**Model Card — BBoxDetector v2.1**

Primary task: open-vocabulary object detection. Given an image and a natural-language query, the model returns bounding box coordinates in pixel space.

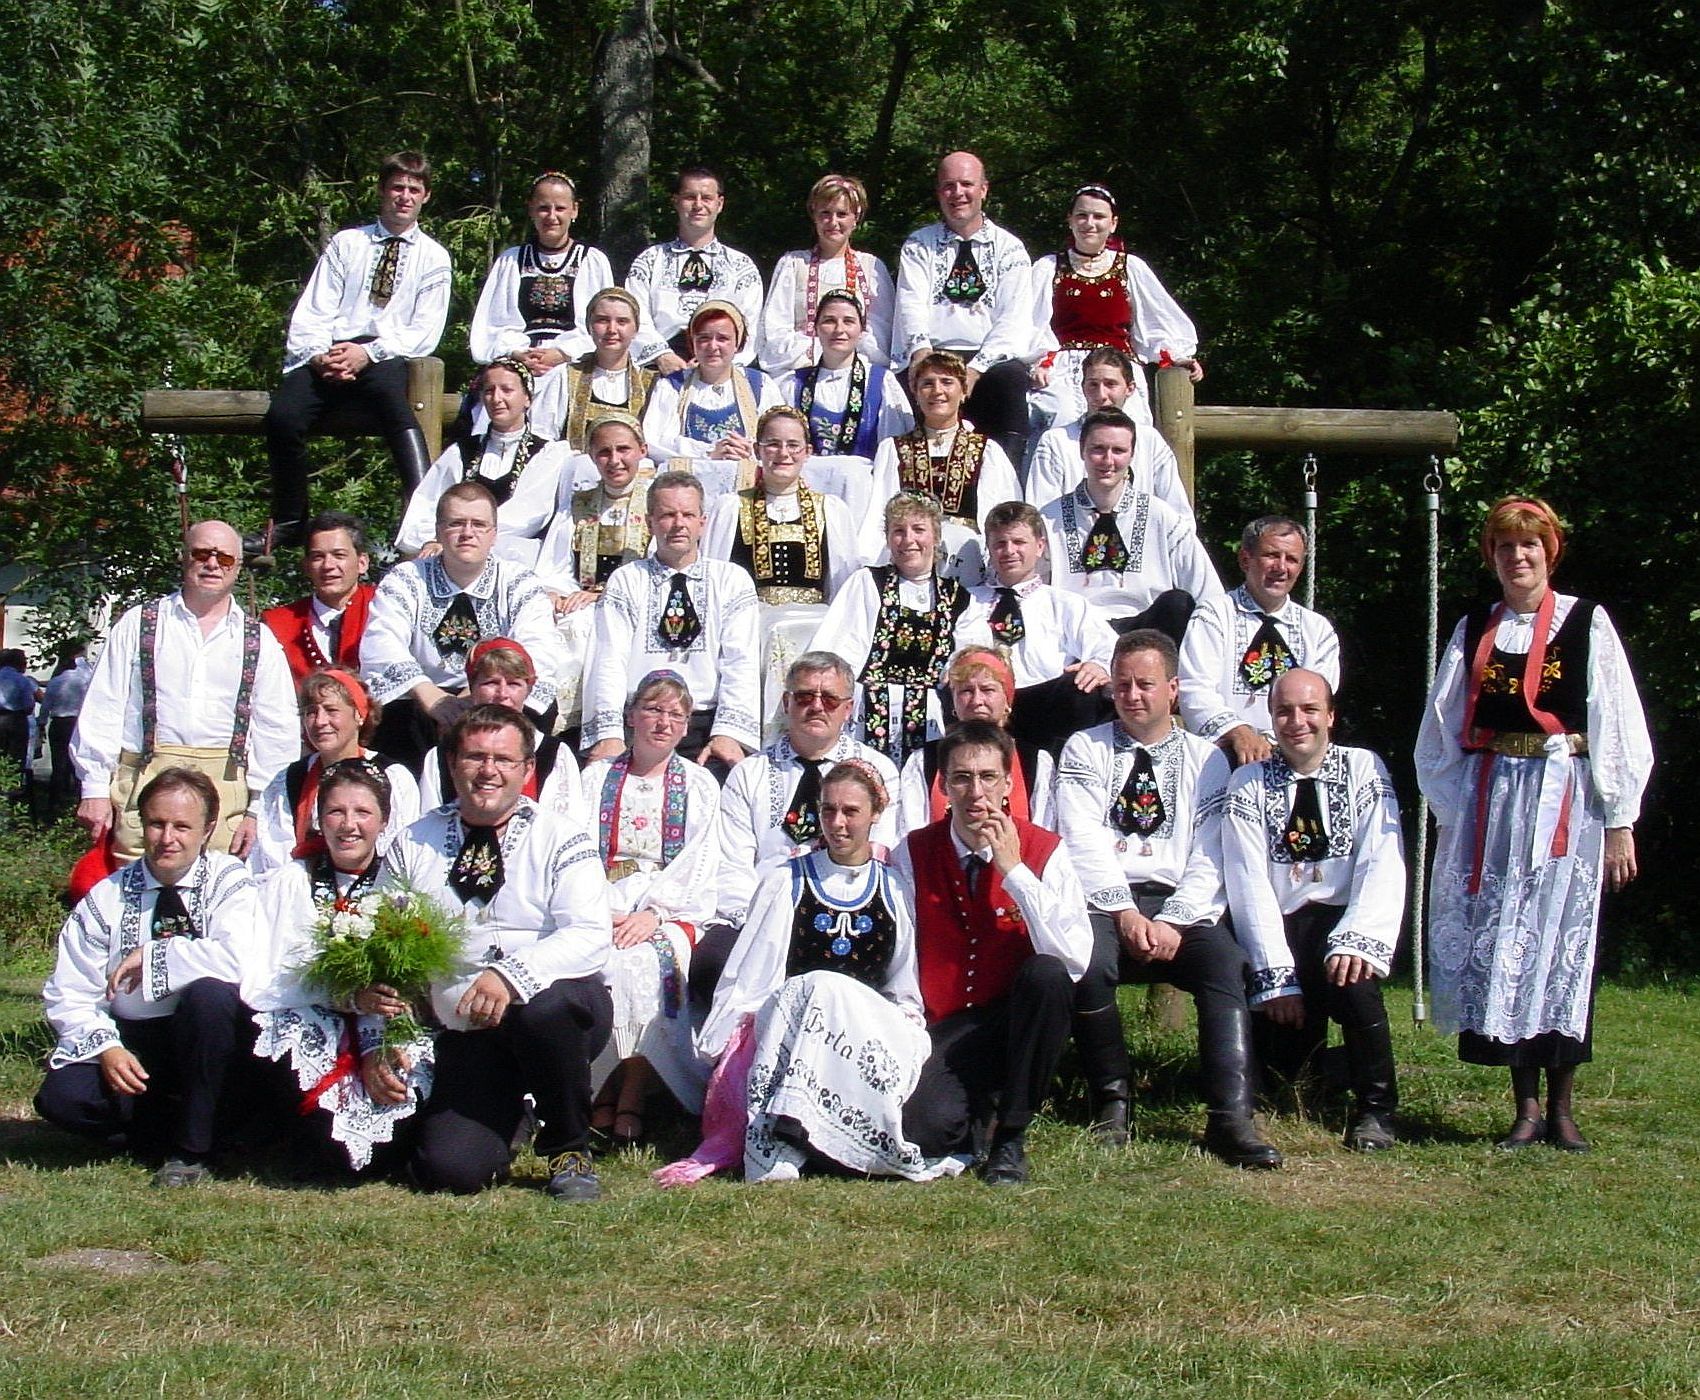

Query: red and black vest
[908,817,1061,1023]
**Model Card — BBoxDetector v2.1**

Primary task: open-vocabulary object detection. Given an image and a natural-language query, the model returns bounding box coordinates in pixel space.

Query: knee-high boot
[391,425,433,498]
[1070,1001,1130,1146]
[1197,1006,1281,1169]
[1341,1017,1398,1151]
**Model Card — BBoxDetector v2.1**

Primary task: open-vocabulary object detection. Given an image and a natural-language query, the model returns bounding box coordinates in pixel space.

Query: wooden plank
[1192,405,1458,454]
[141,357,458,440]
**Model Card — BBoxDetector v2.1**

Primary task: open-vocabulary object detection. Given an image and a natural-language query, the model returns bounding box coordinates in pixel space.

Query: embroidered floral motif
[893,430,985,521]
[797,356,867,456]
[859,568,962,762]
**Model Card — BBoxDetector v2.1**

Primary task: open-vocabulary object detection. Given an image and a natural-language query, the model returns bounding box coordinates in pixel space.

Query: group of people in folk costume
[34,148,1652,1198]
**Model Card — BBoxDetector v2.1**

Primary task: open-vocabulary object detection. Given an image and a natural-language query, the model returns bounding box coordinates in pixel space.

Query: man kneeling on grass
[379,705,614,1199]
[37,768,261,1188]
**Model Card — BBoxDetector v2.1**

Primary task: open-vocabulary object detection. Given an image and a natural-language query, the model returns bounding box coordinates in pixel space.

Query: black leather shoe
[1496,1114,1546,1150]
[1546,1115,1590,1153]
[980,1134,1029,1186]
[544,1150,601,1201]
[151,1156,211,1189]
[1203,1113,1282,1169]
[1345,1110,1397,1152]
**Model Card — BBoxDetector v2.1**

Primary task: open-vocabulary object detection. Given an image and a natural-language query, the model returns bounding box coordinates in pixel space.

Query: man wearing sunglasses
[689,650,900,1009]
[71,520,297,861]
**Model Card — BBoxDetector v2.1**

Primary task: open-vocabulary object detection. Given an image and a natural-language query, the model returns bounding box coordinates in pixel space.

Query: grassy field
[1,942,1697,1398]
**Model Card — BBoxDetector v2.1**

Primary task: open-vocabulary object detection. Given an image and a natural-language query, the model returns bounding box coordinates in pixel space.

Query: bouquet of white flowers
[297,884,464,1050]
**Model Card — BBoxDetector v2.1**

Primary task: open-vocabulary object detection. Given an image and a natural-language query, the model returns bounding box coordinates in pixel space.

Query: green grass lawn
[1,953,1697,1397]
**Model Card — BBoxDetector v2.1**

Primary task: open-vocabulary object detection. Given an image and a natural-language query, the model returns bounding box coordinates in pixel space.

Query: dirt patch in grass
[35,1248,178,1277]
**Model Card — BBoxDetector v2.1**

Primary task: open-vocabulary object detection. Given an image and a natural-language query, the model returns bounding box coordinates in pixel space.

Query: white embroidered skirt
[744,970,962,1182]
[251,1004,435,1170]
[1427,752,1606,1045]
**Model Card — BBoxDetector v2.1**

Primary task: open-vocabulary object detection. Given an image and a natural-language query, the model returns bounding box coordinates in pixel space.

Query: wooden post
[1155,366,1197,504]
[408,357,446,460]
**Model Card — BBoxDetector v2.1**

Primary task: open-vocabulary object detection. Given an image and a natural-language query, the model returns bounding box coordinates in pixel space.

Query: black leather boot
[1072,1001,1132,1147]
[1198,1006,1282,1169]
[1089,1079,1130,1148]
[1342,1017,1398,1151]
[391,425,433,497]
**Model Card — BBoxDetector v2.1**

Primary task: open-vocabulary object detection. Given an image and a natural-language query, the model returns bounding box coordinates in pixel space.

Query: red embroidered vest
[263,584,375,684]
[908,817,1060,1023]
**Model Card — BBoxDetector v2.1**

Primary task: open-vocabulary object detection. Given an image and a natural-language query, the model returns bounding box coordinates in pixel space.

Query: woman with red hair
[249,668,419,876]
[1417,496,1652,1152]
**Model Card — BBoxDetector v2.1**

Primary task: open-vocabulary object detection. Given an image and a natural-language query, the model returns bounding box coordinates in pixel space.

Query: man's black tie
[1110,747,1165,838]
[942,239,987,304]
[432,592,480,660]
[1239,613,1296,689]
[989,587,1026,647]
[657,571,702,649]
[369,236,403,305]
[450,824,506,902]
[783,758,827,843]
[151,884,197,940]
[678,250,712,293]
[1081,511,1129,573]
[1283,777,1330,862]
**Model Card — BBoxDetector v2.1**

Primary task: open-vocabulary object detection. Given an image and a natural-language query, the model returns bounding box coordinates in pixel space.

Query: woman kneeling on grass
[697,761,962,1182]
[243,760,431,1173]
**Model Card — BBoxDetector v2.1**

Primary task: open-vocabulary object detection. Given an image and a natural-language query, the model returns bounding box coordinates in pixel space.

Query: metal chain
[1409,455,1444,1026]
[1301,454,1319,610]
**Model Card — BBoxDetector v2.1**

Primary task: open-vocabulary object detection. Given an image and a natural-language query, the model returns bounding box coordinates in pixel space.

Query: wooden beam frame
[142,358,454,459]
[140,361,1461,503]
[1153,368,1459,501]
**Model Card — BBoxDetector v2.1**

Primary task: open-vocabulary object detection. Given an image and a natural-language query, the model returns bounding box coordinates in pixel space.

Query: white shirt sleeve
[1586,606,1654,828]
[1125,253,1198,364]
[469,247,530,363]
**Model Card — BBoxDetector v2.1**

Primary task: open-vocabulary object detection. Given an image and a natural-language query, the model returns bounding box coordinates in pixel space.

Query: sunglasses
[188,546,239,569]
[788,689,850,710]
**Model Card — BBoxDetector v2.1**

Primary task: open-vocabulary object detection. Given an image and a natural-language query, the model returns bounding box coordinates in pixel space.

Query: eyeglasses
[188,546,239,569]
[758,440,807,458]
[788,689,850,710]
[442,518,495,535]
[454,751,530,772]
[636,704,689,725]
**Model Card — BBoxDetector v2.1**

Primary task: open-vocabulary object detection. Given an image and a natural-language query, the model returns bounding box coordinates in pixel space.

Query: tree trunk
[592,0,656,276]
[863,1,921,220]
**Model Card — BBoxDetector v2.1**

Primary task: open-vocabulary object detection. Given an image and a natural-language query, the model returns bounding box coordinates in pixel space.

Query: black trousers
[35,979,255,1159]
[1254,903,1391,1083]
[407,976,613,1194]
[901,954,1075,1156]
[678,706,737,784]
[369,692,441,777]
[1109,589,1198,648]
[263,356,418,523]
[1073,897,1250,1090]
[1007,676,1113,759]
[0,711,28,792]
[48,714,77,809]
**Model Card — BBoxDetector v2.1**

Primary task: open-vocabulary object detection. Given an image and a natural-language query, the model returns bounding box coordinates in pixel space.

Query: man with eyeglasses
[690,650,900,1008]
[582,471,760,778]
[891,721,1093,1186]
[71,520,297,861]
[384,704,613,1200]
[361,481,567,772]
